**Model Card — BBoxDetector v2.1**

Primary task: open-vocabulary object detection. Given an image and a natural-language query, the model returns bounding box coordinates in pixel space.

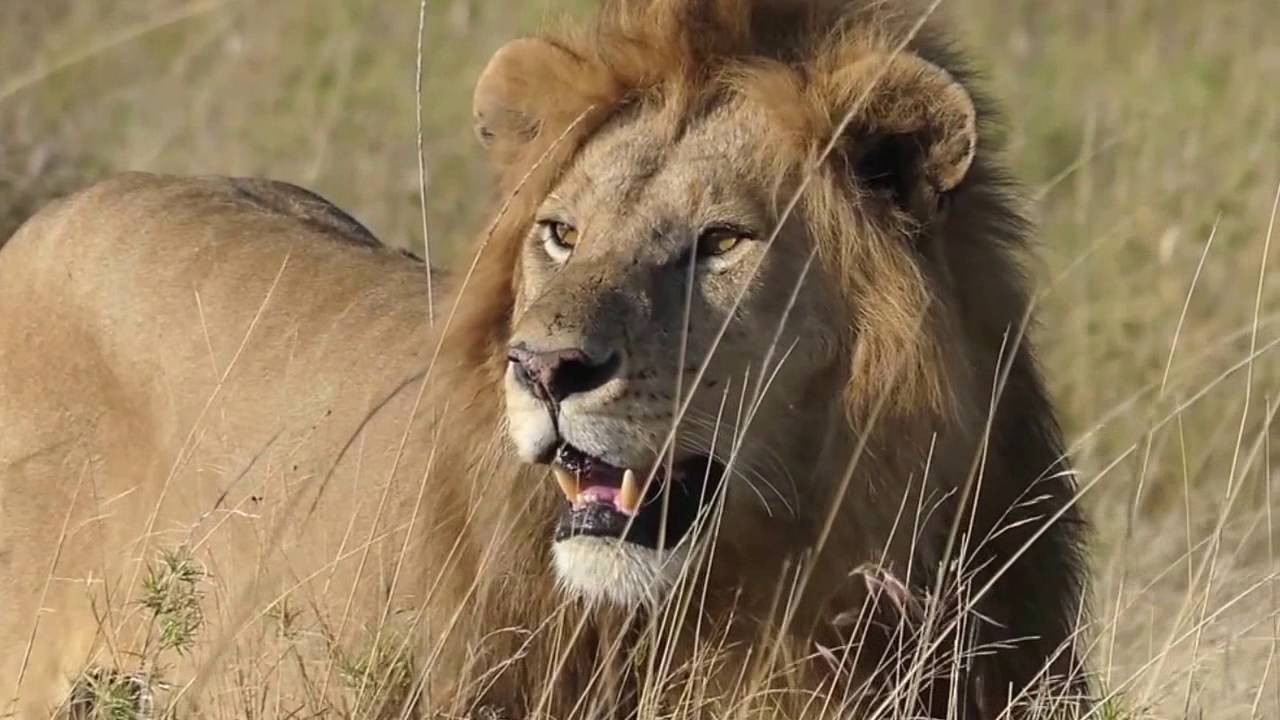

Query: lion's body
[1,2,1087,718]
[0,174,450,716]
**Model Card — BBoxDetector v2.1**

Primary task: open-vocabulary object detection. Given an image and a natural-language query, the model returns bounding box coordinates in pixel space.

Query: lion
[0,1,1088,718]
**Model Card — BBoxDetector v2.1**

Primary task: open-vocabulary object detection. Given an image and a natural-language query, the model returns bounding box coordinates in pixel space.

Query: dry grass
[2,0,1278,718]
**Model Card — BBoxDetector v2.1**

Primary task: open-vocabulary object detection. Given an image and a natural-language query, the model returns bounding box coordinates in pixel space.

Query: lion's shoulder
[0,172,442,325]
[2,171,427,278]
[215,176,382,250]
[72,172,384,249]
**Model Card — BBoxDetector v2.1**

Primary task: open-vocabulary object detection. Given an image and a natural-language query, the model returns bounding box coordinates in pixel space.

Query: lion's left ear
[831,52,977,215]
[473,38,588,173]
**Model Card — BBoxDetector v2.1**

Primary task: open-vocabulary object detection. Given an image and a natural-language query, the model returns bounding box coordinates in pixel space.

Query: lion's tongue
[579,485,622,510]
[569,468,643,516]
[551,446,646,515]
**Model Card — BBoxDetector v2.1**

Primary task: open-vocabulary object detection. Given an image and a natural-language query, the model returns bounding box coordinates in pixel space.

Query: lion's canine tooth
[553,466,579,502]
[619,468,641,515]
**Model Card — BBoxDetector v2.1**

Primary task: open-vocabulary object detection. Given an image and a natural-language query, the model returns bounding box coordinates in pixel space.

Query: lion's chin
[552,536,689,607]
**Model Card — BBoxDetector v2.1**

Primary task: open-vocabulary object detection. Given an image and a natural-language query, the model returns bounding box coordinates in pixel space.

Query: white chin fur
[552,536,688,607]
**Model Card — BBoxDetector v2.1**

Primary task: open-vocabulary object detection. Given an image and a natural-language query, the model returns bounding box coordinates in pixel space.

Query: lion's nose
[507,343,622,403]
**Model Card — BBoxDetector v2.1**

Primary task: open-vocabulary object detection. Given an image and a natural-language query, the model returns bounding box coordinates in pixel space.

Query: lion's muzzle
[503,330,725,605]
[545,444,724,606]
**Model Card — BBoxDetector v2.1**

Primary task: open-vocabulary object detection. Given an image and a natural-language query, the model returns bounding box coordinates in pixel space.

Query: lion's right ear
[819,51,979,219]
[473,38,586,171]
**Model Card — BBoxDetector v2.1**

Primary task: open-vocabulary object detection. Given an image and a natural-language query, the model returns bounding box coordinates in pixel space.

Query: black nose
[508,344,622,403]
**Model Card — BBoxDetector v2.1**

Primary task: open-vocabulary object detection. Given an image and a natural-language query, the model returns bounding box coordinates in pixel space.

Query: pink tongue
[578,485,622,511]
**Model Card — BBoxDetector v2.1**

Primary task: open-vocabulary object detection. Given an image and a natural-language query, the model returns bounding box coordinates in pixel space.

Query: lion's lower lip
[555,502,636,542]
[550,445,722,549]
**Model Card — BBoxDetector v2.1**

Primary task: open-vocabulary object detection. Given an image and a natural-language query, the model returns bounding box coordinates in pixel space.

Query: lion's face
[502,100,844,605]
[474,25,983,606]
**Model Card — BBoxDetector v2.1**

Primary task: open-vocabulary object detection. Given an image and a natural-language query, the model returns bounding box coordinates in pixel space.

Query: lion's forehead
[560,101,776,226]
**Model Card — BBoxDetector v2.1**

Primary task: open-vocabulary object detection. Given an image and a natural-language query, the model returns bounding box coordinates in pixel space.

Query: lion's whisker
[672,430,798,518]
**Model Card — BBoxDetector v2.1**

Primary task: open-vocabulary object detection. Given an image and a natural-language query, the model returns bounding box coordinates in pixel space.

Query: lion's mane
[423,0,1088,716]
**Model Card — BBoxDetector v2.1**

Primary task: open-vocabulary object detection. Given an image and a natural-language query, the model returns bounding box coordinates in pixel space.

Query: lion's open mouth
[550,445,722,550]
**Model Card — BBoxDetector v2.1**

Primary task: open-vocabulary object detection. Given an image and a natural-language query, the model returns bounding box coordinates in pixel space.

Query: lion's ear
[473,38,585,170]
[836,53,977,215]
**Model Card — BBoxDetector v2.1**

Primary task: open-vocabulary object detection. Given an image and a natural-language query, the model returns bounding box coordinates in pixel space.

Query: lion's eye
[539,220,578,262]
[548,222,578,249]
[696,227,749,259]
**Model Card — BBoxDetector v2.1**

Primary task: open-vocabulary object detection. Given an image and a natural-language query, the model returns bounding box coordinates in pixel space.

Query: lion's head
[475,4,983,596]
[434,0,1087,709]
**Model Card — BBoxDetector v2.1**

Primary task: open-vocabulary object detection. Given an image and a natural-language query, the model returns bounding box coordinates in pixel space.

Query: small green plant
[61,547,203,720]
[140,547,206,656]
[335,639,417,719]
[66,670,155,720]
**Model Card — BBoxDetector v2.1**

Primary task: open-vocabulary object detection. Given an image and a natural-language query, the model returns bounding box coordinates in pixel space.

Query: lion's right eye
[539,220,578,262]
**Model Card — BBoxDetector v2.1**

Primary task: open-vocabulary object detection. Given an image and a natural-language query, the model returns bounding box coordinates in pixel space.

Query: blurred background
[2,1,1278,716]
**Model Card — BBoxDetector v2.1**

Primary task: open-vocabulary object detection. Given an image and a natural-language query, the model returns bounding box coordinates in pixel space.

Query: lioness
[0,1,1087,718]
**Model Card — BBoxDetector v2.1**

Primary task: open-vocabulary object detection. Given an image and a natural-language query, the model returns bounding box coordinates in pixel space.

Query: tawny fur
[0,1,1087,719]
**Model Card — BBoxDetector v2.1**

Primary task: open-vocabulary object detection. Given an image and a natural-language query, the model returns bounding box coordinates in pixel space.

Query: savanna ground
[2,1,1278,718]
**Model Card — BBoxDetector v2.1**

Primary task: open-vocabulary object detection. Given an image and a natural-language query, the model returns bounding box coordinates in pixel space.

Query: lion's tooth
[619,468,641,515]
[553,466,579,502]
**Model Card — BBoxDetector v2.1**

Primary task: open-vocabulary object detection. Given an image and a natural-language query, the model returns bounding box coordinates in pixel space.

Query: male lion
[0,1,1088,718]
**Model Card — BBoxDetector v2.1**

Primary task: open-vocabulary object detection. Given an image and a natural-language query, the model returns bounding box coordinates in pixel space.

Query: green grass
[140,547,206,656]
[2,0,1278,717]
[66,670,156,720]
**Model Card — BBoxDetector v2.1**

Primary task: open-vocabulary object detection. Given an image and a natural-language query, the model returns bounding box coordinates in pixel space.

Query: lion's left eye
[539,220,578,262]
[696,227,750,259]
